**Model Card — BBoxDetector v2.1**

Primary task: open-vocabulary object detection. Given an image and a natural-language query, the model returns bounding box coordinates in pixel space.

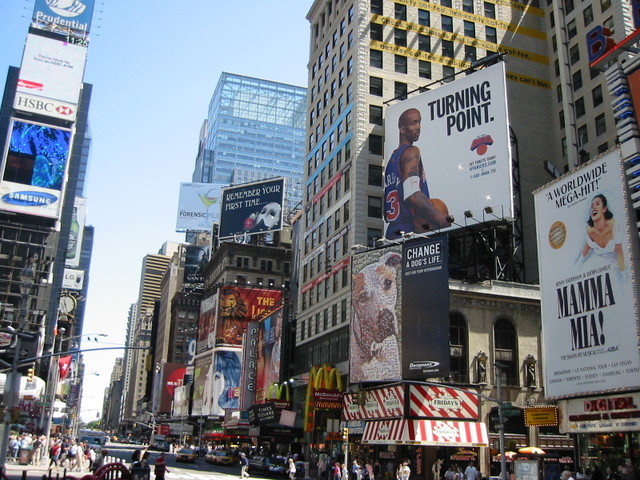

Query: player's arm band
[403,176,421,200]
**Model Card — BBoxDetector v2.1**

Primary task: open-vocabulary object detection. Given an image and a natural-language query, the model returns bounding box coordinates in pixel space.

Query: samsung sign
[32,0,95,33]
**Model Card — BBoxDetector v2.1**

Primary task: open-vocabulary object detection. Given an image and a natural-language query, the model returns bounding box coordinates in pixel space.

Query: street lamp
[495,363,508,480]
[0,263,35,470]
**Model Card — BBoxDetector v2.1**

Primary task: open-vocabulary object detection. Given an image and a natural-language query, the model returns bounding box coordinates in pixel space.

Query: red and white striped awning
[362,419,488,447]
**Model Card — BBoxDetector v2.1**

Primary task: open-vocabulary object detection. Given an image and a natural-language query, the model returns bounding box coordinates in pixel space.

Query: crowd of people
[6,433,108,473]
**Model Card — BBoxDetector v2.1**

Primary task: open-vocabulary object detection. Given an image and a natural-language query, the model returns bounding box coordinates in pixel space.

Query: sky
[0,0,312,423]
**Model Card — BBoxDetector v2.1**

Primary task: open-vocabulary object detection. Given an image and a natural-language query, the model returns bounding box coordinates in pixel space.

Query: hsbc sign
[14,92,77,121]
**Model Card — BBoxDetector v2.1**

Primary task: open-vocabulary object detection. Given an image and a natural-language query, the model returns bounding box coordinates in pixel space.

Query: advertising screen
[196,292,218,355]
[17,33,87,106]
[32,0,95,34]
[198,350,242,417]
[0,118,72,219]
[192,353,213,417]
[383,62,512,239]
[176,182,222,232]
[183,245,209,285]
[216,286,283,347]
[219,178,285,239]
[350,236,450,383]
[254,307,284,404]
[158,363,187,413]
[65,197,87,268]
[534,149,640,397]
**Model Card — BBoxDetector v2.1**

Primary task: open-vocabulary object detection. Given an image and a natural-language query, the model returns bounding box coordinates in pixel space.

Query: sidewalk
[4,460,94,480]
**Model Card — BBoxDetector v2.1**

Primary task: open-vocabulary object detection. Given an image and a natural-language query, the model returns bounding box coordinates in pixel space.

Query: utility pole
[495,364,508,480]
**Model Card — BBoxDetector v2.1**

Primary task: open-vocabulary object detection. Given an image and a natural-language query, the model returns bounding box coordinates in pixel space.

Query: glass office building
[193,73,307,218]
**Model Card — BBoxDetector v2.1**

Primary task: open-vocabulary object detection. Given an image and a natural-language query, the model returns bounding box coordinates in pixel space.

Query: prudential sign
[32,0,95,34]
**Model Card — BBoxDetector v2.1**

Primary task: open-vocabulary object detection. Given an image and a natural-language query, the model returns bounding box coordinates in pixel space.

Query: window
[369,134,383,155]
[577,124,588,146]
[370,76,383,96]
[367,228,382,247]
[449,313,469,383]
[368,164,383,186]
[486,26,497,43]
[552,34,557,52]
[419,60,432,79]
[597,142,608,153]
[346,84,353,103]
[567,19,577,39]
[442,15,453,32]
[465,46,476,62]
[569,44,580,64]
[464,21,475,38]
[347,57,353,76]
[462,0,474,13]
[561,137,567,157]
[575,97,585,118]
[595,114,606,135]
[443,66,455,81]
[395,28,407,47]
[554,59,560,77]
[370,49,383,68]
[395,54,407,73]
[369,105,383,125]
[572,70,583,91]
[395,3,407,20]
[549,11,555,28]
[418,9,430,26]
[559,110,565,129]
[395,81,408,100]
[601,0,611,12]
[441,0,452,7]
[583,5,594,26]
[442,40,454,58]
[603,16,614,32]
[565,0,574,14]
[418,34,431,52]
[592,85,603,107]
[371,22,383,41]
[484,2,495,19]
[494,317,518,386]
[556,85,563,102]
[338,69,345,87]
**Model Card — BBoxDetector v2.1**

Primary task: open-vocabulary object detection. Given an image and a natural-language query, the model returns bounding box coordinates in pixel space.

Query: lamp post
[495,363,508,480]
[0,263,35,470]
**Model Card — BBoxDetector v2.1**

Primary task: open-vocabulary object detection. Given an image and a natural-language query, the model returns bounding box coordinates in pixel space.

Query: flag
[58,355,72,380]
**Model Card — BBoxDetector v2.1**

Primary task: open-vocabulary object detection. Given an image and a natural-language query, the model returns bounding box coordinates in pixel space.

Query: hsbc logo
[15,94,75,119]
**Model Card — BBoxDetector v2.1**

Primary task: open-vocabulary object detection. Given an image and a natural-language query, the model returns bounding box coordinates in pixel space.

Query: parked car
[248,455,271,475]
[206,450,237,466]
[267,457,289,477]
[176,448,197,463]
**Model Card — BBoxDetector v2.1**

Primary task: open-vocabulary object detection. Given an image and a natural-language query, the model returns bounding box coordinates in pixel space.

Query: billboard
[0,118,72,219]
[216,286,283,347]
[17,33,87,107]
[176,182,222,232]
[383,62,512,239]
[183,245,209,285]
[14,92,78,122]
[194,350,242,417]
[65,197,87,268]
[534,149,640,398]
[350,236,450,383]
[196,292,218,355]
[62,268,84,290]
[219,178,285,239]
[32,0,95,34]
[157,363,187,414]
[254,307,284,404]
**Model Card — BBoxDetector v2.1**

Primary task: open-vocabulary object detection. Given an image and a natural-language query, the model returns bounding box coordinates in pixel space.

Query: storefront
[559,391,640,476]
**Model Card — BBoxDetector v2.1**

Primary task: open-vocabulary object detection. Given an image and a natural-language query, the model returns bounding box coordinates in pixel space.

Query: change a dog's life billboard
[219,177,285,240]
[350,237,449,383]
[534,149,640,398]
[383,62,512,240]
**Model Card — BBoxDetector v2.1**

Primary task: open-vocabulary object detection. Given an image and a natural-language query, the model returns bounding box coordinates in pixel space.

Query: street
[4,443,270,480]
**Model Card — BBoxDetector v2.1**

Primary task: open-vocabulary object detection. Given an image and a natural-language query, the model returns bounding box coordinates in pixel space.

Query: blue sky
[0,0,312,422]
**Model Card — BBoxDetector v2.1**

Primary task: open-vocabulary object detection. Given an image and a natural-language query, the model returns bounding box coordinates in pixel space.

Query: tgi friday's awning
[362,419,488,447]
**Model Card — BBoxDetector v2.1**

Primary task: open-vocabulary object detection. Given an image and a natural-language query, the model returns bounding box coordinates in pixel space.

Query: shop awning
[362,419,488,447]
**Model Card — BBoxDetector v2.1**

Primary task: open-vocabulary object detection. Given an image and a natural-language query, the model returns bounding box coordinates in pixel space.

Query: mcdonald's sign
[304,365,343,432]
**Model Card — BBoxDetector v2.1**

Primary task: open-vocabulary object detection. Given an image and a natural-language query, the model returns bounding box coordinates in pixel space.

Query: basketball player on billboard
[384,108,451,239]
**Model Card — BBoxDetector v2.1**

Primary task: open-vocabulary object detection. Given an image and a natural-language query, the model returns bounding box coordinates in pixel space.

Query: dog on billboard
[350,251,402,381]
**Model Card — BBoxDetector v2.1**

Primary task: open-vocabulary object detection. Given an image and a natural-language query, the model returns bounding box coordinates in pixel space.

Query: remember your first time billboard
[219,177,285,240]
[383,62,512,240]
[0,118,72,219]
[350,236,449,383]
[534,149,640,398]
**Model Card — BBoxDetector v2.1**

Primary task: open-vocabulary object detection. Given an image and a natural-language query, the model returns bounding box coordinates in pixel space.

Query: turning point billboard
[383,62,512,240]
[534,149,640,398]
[350,236,449,383]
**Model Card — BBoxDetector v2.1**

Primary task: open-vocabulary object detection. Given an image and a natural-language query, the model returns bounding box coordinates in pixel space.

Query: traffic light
[26,368,34,382]
[342,427,349,441]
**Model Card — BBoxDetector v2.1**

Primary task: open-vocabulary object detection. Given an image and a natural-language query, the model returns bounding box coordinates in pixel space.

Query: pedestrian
[240,452,250,479]
[48,439,62,471]
[334,461,342,480]
[398,462,411,480]
[432,460,443,480]
[464,462,478,480]
[288,458,297,480]
[155,454,170,480]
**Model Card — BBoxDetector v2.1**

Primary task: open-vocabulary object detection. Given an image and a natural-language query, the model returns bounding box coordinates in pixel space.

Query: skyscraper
[192,73,307,219]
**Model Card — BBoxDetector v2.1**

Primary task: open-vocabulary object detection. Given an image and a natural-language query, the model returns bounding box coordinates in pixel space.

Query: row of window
[300,299,349,340]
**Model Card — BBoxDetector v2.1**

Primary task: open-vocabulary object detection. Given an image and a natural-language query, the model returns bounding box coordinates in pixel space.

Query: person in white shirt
[464,462,478,480]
